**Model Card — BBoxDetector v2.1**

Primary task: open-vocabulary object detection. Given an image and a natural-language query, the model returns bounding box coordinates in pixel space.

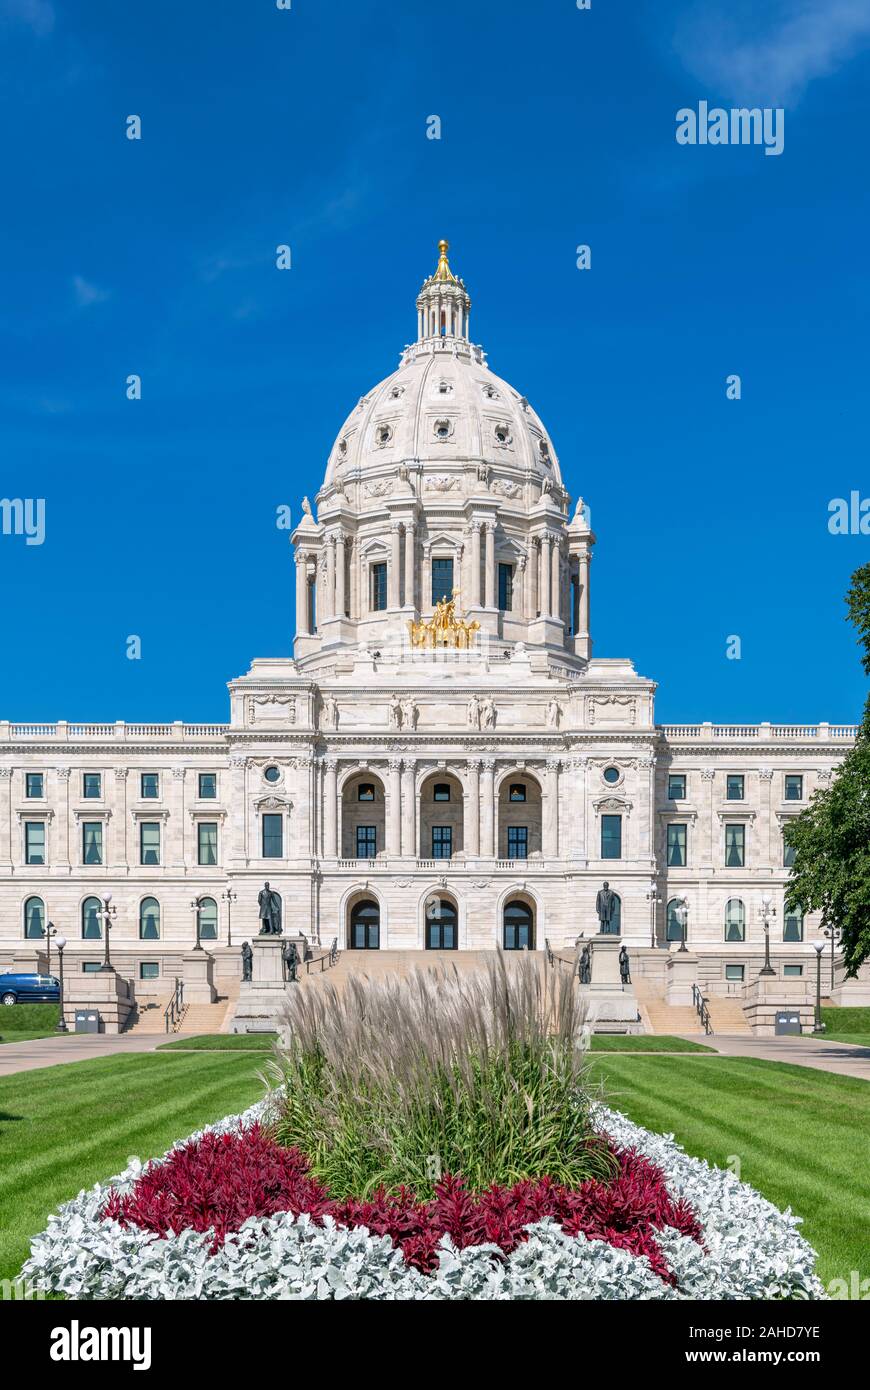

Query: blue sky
[1,0,869,724]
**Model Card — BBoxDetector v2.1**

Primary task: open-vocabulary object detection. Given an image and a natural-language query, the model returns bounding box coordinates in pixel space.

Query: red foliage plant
[102,1123,702,1281]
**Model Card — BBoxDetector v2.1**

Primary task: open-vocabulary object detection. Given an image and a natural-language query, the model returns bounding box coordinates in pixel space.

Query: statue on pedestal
[241,941,253,982]
[283,939,298,983]
[257,881,283,936]
[578,944,591,985]
[596,881,617,934]
[619,944,631,986]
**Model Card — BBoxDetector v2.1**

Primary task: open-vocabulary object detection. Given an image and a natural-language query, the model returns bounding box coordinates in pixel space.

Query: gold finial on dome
[434,237,457,283]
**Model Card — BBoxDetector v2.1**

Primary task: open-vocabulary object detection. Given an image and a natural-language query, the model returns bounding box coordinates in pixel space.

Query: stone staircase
[123,996,175,1035]
[298,949,495,995]
[181,1000,234,1034]
[633,980,700,1036]
[705,994,752,1036]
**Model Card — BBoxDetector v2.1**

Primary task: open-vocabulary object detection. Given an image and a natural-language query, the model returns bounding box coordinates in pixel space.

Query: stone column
[544,758,560,859]
[335,532,346,618]
[404,522,416,608]
[540,535,552,617]
[576,551,590,642]
[113,767,129,867]
[323,536,336,622]
[551,540,561,621]
[323,759,338,858]
[389,525,401,608]
[0,768,11,869]
[480,759,495,857]
[530,539,539,617]
[571,756,588,858]
[171,766,186,868]
[228,755,248,865]
[465,759,480,856]
[388,758,402,857]
[295,552,310,635]
[470,523,482,606]
[56,767,71,869]
[485,522,496,608]
[401,760,416,856]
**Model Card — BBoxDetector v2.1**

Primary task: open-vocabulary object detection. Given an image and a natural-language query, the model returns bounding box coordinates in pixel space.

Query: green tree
[784,563,870,974]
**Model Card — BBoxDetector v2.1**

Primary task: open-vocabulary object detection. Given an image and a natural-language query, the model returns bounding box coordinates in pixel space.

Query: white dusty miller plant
[22,1099,824,1302]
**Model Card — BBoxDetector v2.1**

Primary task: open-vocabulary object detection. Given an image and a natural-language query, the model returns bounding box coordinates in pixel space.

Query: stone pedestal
[182,950,216,1004]
[830,962,870,1007]
[582,936,641,1031]
[742,977,815,1036]
[665,951,699,1006]
[63,969,134,1035]
[230,936,290,1033]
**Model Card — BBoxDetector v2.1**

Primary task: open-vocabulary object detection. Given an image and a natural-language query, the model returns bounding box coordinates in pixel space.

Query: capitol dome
[293,241,593,668]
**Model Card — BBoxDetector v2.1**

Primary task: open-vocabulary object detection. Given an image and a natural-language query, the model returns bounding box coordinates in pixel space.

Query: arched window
[601,893,621,936]
[783,908,804,942]
[724,898,745,942]
[350,898,379,950]
[139,897,160,940]
[666,898,684,943]
[82,896,102,940]
[503,899,534,951]
[24,896,45,939]
[198,897,218,941]
[425,895,457,950]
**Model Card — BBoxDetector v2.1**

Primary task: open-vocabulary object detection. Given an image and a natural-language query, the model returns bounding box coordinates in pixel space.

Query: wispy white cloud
[72,275,109,309]
[674,0,870,105]
[0,0,55,36]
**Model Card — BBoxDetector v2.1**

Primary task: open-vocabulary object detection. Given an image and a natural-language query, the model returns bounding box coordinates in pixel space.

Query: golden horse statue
[409,593,480,649]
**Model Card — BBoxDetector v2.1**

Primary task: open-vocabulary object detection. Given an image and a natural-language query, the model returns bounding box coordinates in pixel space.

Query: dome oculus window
[375,424,393,447]
[602,766,621,785]
[263,766,281,784]
[494,424,512,446]
[434,419,452,440]
[483,384,500,400]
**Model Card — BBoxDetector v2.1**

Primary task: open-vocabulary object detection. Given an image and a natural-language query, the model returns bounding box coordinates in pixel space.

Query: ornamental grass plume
[265,949,613,1198]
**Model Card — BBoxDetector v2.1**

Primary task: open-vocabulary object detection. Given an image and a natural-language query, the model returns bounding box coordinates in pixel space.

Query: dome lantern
[416,238,471,343]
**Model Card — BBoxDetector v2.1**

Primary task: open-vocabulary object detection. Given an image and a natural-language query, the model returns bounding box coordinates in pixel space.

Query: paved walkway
[0,1032,198,1077]
[680,1032,870,1081]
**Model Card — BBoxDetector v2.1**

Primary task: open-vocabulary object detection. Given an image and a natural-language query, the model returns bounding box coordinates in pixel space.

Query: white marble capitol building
[0,241,857,1005]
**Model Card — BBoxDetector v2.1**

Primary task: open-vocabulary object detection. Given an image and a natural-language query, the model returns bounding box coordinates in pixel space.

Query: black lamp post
[759,893,776,977]
[99,893,117,972]
[55,934,68,1033]
[675,899,689,953]
[45,920,57,976]
[646,885,661,949]
[812,941,826,1034]
[191,895,205,951]
[822,923,842,993]
[222,884,237,948]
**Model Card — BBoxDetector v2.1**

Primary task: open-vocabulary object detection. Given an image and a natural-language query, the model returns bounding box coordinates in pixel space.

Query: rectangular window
[198,773,217,799]
[357,825,377,859]
[498,562,513,612]
[783,837,796,868]
[509,783,526,802]
[139,962,160,981]
[725,964,745,982]
[261,814,283,859]
[357,783,375,801]
[25,821,46,865]
[140,773,160,799]
[507,825,528,860]
[371,562,387,612]
[726,774,744,801]
[82,961,103,974]
[198,821,218,866]
[140,821,160,865]
[25,772,44,798]
[667,773,686,800]
[724,823,745,867]
[784,964,804,978]
[432,826,452,859]
[82,821,103,865]
[601,814,622,860]
[83,772,102,799]
[431,557,454,605]
[784,774,803,801]
[433,783,450,802]
[666,823,687,867]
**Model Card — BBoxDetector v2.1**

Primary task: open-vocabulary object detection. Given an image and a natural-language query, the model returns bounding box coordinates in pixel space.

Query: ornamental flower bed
[22,1099,824,1301]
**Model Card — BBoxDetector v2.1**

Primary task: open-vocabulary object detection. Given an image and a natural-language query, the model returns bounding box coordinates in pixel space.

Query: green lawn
[588,1035,715,1053]
[0,1052,264,1281]
[0,1003,60,1045]
[159,1032,278,1051]
[821,1006,870,1034]
[591,1055,870,1287]
[811,1033,870,1048]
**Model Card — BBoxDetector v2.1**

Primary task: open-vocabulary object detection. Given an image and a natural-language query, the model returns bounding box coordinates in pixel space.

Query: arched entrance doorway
[425,894,458,950]
[503,899,534,950]
[349,898,380,950]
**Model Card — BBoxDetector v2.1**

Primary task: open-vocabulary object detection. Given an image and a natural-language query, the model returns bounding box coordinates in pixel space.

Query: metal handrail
[304,938,340,976]
[692,983,713,1035]
[164,977,184,1033]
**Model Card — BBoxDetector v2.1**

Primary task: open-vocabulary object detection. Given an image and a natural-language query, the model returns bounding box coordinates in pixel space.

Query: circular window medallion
[263,766,281,784]
[434,418,453,441]
[375,424,394,448]
[602,766,621,785]
[494,423,512,447]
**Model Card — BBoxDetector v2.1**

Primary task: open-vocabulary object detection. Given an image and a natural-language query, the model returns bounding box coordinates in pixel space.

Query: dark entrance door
[349,899,380,949]
[503,900,534,950]
[425,897,457,949]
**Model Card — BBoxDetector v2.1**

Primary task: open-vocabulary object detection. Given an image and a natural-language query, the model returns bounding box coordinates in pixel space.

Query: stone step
[123,997,174,1035]
[180,1000,233,1035]
[706,995,752,1036]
